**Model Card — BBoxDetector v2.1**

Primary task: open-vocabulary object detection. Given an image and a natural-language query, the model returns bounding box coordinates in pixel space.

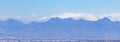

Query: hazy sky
[0,0,120,17]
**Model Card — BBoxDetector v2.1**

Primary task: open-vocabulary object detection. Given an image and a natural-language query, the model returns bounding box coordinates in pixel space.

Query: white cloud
[0,13,120,23]
[51,13,120,21]
[51,13,100,21]
[0,16,9,21]
[101,13,120,21]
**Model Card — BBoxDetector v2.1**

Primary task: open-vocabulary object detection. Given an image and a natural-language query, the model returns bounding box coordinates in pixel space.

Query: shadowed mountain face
[0,17,120,39]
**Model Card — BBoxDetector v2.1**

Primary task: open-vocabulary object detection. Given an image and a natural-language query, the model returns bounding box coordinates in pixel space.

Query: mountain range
[0,17,120,39]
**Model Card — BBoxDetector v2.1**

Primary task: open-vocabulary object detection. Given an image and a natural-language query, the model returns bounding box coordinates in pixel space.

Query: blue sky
[0,0,120,17]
